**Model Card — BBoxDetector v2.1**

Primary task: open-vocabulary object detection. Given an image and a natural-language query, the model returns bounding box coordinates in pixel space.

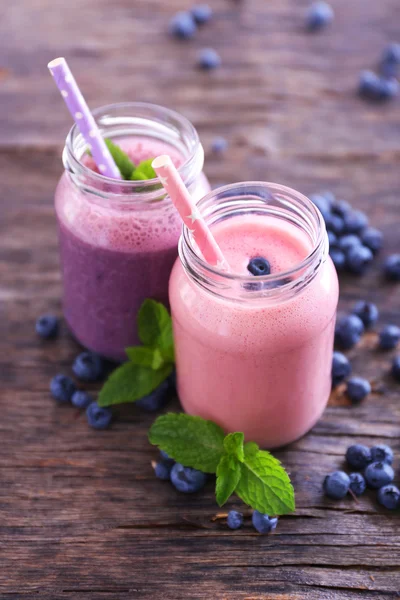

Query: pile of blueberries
[310,189,400,278]
[359,43,400,102]
[154,450,278,534]
[324,443,400,510]
[332,300,400,402]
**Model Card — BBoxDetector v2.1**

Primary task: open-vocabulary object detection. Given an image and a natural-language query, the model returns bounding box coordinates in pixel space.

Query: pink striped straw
[47,57,121,180]
[152,155,229,270]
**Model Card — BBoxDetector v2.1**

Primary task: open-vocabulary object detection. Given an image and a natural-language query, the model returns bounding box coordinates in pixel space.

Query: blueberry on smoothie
[364,461,394,489]
[170,463,207,493]
[370,444,393,465]
[332,352,352,387]
[86,402,112,430]
[198,48,221,70]
[349,473,366,496]
[169,11,197,39]
[36,314,59,339]
[335,314,364,349]
[227,510,244,530]
[247,257,271,276]
[306,2,334,31]
[378,485,400,510]
[252,511,278,534]
[351,301,379,328]
[361,227,383,254]
[346,444,372,470]
[323,471,350,499]
[378,324,400,350]
[72,352,104,382]
[50,374,76,403]
[346,377,371,405]
[383,254,400,281]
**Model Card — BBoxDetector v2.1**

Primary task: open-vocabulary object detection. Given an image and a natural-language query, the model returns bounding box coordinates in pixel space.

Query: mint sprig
[98,300,175,407]
[149,413,295,516]
[103,139,157,181]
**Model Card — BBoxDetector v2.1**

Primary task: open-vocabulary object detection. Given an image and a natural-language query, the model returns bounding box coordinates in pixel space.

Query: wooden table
[1,0,400,598]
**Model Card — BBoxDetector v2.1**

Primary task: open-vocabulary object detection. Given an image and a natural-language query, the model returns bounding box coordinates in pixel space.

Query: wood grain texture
[1,0,400,598]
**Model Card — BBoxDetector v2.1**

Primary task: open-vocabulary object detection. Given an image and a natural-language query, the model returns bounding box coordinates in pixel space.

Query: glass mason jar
[55,102,210,362]
[169,182,339,448]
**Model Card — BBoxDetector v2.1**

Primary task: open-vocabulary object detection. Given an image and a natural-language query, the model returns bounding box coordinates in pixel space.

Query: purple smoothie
[55,136,210,361]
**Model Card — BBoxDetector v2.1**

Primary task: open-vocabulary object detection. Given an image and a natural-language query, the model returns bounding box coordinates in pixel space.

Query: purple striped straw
[48,57,121,180]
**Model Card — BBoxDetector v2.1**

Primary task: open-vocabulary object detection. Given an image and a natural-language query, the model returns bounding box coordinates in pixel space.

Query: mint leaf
[223,432,244,462]
[235,444,295,516]
[148,413,225,473]
[130,158,156,181]
[137,300,174,363]
[104,138,135,180]
[215,454,242,507]
[125,346,165,370]
[98,361,172,407]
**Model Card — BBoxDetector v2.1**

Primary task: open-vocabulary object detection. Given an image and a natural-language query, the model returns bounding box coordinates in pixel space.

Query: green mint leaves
[104,139,157,181]
[98,300,175,407]
[149,413,295,516]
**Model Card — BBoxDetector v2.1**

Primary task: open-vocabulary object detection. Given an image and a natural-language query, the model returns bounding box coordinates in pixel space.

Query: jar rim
[179,181,328,299]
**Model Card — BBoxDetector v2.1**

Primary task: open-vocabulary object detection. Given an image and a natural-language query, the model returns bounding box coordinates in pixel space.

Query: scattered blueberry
[351,301,379,328]
[136,379,171,411]
[327,230,337,247]
[306,2,334,32]
[86,402,112,430]
[361,227,383,255]
[343,210,368,234]
[359,70,399,101]
[380,43,400,79]
[338,234,361,253]
[320,190,336,208]
[332,352,352,387]
[346,444,372,470]
[364,461,394,489]
[370,444,394,465]
[211,137,228,154]
[392,356,400,382]
[329,248,346,271]
[169,11,197,39]
[378,324,400,350]
[36,314,59,339]
[72,352,103,382]
[198,48,221,70]
[335,314,365,350]
[346,245,373,275]
[349,473,366,496]
[311,194,332,220]
[71,390,94,409]
[346,377,371,404]
[160,450,175,464]
[252,511,278,534]
[323,471,350,499]
[247,257,271,277]
[383,254,400,281]
[325,213,345,235]
[332,199,352,217]
[191,4,212,24]
[378,484,400,510]
[154,460,173,481]
[170,463,207,493]
[227,510,244,530]
[50,374,76,403]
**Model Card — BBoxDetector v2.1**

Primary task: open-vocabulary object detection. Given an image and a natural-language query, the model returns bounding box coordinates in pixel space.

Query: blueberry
[227,510,243,530]
[346,377,371,405]
[338,234,361,253]
[370,444,393,465]
[346,245,373,275]
[378,484,400,510]
[392,356,400,382]
[320,190,336,208]
[325,213,345,235]
[86,402,112,430]
[323,471,350,499]
[36,314,59,339]
[72,352,103,382]
[136,379,170,411]
[160,450,175,464]
[343,210,368,234]
[310,194,332,220]
[50,374,76,403]
[329,247,346,271]
[191,4,212,24]
[332,199,352,218]
[351,301,379,328]
[332,352,352,387]
[169,11,197,39]
[247,257,271,276]
[154,460,173,481]
[306,2,334,31]
[383,254,400,281]
[378,324,400,350]
[361,227,383,255]
[252,511,278,534]
[359,70,399,101]
[71,390,94,409]
[327,230,337,247]
[380,44,400,79]
[198,48,221,70]
[349,473,366,496]
[170,463,207,493]
[364,461,394,489]
[335,314,365,350]
[211,137,228,154]
[346,444,372,470]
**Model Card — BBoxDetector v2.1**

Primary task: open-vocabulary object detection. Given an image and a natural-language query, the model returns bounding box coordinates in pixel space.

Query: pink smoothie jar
[55,102,210,361]
[169,182,339,448]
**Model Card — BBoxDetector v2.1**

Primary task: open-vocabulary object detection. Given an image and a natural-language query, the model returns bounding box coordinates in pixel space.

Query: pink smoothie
[56,136,210,361]
[170,214,338,448]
